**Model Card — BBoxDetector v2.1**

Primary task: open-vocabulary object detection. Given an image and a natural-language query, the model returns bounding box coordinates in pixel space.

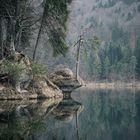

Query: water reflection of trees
[1,89,139,140]
[76,89,140,140]
[45,93,84,140]
[0,94,84,140]
[0,99,61,140]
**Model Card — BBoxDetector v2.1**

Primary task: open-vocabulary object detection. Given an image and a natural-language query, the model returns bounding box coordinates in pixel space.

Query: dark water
[0,87,140,140]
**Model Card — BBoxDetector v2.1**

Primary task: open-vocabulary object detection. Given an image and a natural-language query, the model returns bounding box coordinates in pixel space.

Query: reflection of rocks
[0,99,61,120]
[49,68,84,92]
[52,97,84,122]
[0,94,84,139]
[0,99,61,139]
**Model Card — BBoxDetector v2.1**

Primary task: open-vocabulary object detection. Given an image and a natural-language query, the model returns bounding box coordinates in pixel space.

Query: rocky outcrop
[0,77,63,100]
[0,52,63,100]
[0,52,84,100]
[0,52,33,92]
[28,77,63,99]
[49,68,84,92]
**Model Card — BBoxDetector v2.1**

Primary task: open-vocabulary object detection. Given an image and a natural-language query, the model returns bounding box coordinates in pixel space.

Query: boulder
[49,68,84,92]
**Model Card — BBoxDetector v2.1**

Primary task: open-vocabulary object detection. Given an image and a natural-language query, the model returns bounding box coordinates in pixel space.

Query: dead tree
[73,35,83,80]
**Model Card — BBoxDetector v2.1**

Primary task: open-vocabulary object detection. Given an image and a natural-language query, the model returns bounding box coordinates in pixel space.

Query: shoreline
[85,82,140,89]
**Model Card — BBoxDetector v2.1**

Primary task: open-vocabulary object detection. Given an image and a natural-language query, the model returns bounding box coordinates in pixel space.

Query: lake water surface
[0,87,140,140]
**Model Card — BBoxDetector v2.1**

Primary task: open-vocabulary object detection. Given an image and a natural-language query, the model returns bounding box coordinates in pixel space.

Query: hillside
[66,0,140,81]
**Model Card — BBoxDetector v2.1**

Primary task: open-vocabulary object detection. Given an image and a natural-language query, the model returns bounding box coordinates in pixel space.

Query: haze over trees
[0,0,140,82]
[67,0,140,82]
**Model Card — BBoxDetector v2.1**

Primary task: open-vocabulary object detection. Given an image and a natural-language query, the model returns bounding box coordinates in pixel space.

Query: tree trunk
[15,0,20,50]
[76,36,82,80]
[6,19,15,49]
[0,17,4,59]
[16,28,22,51]
[6,18,11,48]
[32,17,44,61]
[9,19,16,55]
[33,0,47,61]
[76,111,80,140]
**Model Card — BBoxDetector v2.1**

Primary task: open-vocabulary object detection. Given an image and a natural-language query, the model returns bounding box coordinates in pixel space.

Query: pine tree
[103,56,110,81]
[129,56,137,82]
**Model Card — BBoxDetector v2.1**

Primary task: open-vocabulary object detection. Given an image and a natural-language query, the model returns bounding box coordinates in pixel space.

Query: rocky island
[0,52,83,100]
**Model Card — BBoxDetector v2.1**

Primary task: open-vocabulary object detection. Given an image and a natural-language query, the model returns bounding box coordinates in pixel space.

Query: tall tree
[0,17,3,59]
[129,56,137,82]
[103,56,110,81]
[33,0,71,61]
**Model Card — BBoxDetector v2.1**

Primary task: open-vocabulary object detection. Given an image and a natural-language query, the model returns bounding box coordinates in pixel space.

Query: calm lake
[0,87,140,140]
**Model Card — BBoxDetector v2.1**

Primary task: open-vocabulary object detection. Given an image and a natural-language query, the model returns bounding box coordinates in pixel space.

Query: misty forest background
[0,0,140,82]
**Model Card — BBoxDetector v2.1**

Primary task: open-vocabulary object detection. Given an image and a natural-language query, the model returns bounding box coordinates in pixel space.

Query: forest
[0,0,140,83]
[66,0,140,82]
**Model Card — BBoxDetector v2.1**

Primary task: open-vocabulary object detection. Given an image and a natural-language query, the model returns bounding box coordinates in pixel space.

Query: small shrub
[2,60,24,84]
[31,63,47,77]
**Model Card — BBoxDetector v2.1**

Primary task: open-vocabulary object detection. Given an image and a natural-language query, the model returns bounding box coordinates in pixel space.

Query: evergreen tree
[134,38,140,78]
[129,56,137,82]
[103,56,110,80]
